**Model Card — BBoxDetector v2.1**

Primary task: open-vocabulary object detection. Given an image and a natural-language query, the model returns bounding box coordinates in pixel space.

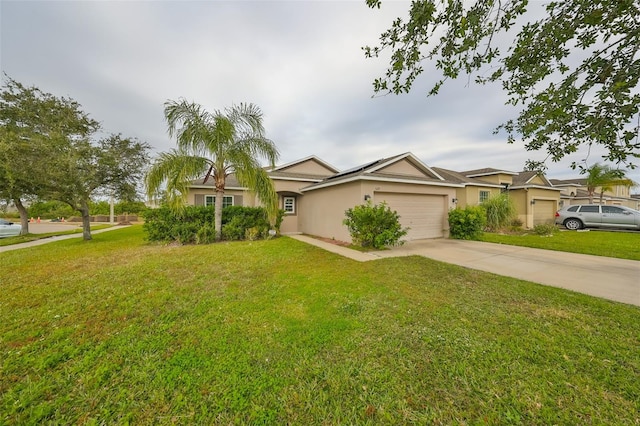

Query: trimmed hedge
[142,205,283,244]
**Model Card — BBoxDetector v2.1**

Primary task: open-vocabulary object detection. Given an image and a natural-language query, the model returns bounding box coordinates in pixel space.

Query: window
[205,195,234,208]
[602,206,624,214]
[283,196,296,214]
[579,205,599,213]
[567,206,579,212]
[479,191,490,203]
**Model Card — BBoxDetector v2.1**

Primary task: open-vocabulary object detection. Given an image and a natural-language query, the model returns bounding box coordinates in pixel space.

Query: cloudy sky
[2,0,638,185]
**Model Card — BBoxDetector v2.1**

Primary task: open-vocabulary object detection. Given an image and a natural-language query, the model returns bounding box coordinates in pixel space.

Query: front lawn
[479,229,640,260]
[1,226,639,424]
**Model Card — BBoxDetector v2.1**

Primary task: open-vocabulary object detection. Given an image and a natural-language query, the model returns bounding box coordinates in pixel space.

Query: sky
[1,0,638,186]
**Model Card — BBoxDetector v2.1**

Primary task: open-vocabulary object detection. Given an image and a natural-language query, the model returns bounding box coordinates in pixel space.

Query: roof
[270,155,339,174]
[431,167,504,187]
[267,171,329,182]
[302,152,463,192]
[550,178,587,186]
[461,168,519,178]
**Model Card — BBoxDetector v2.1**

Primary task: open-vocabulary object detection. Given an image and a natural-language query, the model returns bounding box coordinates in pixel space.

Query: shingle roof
[461,167,518,177]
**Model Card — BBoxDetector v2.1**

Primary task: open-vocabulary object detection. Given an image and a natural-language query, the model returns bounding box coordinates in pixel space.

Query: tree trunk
[214,189,223,241]
[80,201,92,241]
[13,198,29,235]
[599,191,604,204]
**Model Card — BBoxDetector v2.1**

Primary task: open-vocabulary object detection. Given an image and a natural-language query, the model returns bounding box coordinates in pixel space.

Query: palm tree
[146,100,279,241]
[585,163,636,204]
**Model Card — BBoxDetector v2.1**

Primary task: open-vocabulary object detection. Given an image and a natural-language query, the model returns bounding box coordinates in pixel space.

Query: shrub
[482,193,517,231]
[509,217,524,230]
[142,205,282,244]
[343,201,409,249]
[532,223,559,236]
[448,206,487,240]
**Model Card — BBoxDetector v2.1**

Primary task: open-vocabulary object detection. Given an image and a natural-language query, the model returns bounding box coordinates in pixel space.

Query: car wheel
[564,218,583,230]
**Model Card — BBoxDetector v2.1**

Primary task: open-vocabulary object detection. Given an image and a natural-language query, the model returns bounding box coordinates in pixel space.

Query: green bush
[343,201,409,249]
[142,205,282,244]
[482,193,517,231]
[448,206,487,240]
[532,223,559,236]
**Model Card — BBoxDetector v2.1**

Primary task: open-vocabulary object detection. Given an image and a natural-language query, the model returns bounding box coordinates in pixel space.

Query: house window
[479,191,490,203]
[205,195,234,208]
[283,196,296,214]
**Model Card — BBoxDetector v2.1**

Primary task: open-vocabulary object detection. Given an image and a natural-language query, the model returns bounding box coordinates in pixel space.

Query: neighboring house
[185,152,561,242]
[433,167,561,227]
[550,178,639,209]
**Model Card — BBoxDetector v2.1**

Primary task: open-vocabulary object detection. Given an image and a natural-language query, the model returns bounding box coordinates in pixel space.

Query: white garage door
[533,200,555,225]
[375,192,446,240]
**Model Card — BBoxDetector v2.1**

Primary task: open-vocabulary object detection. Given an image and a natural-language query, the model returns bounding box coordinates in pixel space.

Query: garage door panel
[375,192,445,240]
[533,200,555,225]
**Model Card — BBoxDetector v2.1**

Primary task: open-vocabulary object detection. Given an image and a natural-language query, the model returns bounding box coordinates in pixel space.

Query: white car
[0,219,22,238]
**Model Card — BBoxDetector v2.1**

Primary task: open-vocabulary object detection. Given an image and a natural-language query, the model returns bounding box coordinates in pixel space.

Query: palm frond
[145,149,211,208]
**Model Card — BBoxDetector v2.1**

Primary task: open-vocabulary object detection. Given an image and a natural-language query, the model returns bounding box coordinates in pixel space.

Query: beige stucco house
[432,167,561,227]
[186,152,562,242]
[550,178,640,210]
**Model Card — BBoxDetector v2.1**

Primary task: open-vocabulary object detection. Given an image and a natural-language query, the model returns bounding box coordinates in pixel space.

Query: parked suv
[555,204,640,230]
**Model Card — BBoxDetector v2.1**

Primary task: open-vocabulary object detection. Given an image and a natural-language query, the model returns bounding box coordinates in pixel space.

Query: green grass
[479,229,640,260]
[1,226,639,424]
[0,224,112,247]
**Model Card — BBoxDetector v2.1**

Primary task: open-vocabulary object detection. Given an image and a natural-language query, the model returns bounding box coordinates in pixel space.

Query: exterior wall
[458,186,501,207]
[188,188,247,206]
[301,181,457,242]
[271,178,316,234]
[279,159,335,175]
[472,174,513,185]
[377,160,426,177]
[510,188,559,228]
[300,181,364,242]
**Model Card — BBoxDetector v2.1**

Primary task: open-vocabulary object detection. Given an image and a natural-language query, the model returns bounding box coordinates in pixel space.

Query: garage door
[374,192,446,240]
[533,200,555,225]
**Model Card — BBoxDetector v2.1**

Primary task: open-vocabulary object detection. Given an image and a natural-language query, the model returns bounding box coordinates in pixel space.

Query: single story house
[187,152,562,242]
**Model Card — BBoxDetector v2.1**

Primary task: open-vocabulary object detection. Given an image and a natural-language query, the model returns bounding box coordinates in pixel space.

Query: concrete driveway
[290,235,640,307]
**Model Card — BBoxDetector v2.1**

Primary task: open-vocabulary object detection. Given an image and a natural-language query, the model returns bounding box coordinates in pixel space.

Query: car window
[602,206,624,214]
[579,205,600,213]
[567,206,579,212]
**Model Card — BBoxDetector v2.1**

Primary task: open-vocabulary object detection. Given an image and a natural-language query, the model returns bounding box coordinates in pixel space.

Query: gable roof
[270,155,339,174]
[550,178,587,187]
[302,152,463,192]
[461,168,519,178]
[432,167,504,188]
[509,171,560,190]
[266,155,340,183]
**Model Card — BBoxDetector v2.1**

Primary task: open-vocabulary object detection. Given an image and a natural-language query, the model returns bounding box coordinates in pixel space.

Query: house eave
[189,185,247,191]
[509,185,562,191]
[301,174,463,192]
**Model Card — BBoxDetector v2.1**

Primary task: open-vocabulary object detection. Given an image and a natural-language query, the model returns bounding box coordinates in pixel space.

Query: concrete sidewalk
[289,235,640,307]
[0,225,130,253]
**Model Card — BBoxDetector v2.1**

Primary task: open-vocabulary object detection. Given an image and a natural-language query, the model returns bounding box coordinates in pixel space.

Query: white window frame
[205,195,234,208]
[479,190,490,203]
[283,196,296,214]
